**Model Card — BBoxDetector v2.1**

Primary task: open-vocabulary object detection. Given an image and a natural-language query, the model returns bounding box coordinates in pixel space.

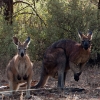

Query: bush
[0,0,99,67]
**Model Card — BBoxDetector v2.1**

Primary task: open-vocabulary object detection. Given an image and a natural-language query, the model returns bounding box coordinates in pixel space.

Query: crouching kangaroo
[31,31,92,89]
[6,37,33,99]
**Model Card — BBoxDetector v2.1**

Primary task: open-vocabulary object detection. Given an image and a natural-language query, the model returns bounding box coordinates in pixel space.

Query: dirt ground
[0,61,100,100]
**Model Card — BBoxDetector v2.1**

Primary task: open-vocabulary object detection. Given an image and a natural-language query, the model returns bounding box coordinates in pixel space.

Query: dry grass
[0,62,100,100]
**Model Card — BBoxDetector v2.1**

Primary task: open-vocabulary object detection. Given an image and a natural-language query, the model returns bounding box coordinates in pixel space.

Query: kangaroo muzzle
[83,42,89,50]
[21,52,24,57]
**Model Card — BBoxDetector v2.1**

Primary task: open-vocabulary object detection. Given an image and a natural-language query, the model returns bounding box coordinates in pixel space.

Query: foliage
[0,0,99,67]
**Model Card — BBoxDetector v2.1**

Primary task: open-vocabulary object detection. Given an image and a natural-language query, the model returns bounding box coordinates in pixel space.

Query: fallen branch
[0,80,37,90]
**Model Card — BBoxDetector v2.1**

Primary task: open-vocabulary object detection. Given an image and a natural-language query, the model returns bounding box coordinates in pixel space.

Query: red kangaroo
[6,37,33,99]
[31,31,92,89]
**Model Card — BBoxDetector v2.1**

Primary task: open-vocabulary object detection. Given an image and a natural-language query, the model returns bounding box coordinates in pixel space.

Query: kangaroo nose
[21,53,24,57]
[83,42,89,50]
[84,44,88,50]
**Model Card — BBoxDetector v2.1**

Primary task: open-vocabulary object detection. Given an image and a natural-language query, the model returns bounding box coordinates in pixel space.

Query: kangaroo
[6,37,33,99]
[31,31,92,89]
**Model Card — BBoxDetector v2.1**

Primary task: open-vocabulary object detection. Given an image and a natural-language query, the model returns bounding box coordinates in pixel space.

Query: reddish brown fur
[67,41,91,64]
[31,32,92,89]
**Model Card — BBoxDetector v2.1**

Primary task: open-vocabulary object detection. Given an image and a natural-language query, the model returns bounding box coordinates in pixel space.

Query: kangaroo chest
[76,54,89,64]
[70,51,90,65]
[18,60,26,75]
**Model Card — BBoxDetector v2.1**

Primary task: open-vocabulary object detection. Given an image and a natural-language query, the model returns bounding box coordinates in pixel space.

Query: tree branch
[13,1,47,26]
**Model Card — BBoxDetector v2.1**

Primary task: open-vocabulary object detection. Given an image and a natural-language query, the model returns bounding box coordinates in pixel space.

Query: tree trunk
[3,0,13,24]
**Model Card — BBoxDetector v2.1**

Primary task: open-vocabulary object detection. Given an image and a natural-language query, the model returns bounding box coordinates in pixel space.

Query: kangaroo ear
[25,37,30,44]
[24,37,30,47]
[13,37,19,45]
[78,31,82,37]
[78,31,84,40]
[87,30,93,40]
[78,31,87,40]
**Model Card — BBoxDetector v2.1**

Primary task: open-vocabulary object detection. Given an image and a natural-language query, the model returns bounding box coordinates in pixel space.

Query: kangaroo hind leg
[57,52,66,89]
[25,71,33,99]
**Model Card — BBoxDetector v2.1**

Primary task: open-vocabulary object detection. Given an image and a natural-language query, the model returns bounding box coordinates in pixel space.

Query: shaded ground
[0,61,100,100]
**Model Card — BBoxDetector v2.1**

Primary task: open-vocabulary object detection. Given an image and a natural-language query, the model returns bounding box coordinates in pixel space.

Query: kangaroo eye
[18,48,20,51]
[82,41,84,43]
[89,40,91,43]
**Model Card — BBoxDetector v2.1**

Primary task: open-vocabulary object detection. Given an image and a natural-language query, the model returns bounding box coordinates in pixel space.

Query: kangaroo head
[13,37,30,57]
[78,30,92,50]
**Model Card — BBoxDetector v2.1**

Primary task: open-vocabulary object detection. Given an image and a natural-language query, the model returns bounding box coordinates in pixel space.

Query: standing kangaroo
[6,37,33,99]
[31,31,92,89]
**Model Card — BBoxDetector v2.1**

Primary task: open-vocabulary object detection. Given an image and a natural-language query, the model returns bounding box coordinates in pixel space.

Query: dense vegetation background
[0,0,100,67]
